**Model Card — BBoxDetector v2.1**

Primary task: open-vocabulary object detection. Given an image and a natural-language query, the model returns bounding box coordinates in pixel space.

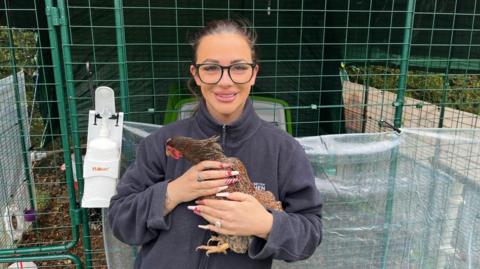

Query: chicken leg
[196,236,229,255]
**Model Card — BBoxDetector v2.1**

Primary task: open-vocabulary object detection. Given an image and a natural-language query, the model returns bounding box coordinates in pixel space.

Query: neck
[206,104,244,125]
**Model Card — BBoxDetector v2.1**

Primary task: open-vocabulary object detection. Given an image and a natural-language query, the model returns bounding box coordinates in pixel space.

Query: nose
[217,67,234,86]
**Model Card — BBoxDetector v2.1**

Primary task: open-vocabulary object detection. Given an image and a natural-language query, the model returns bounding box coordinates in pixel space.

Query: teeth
[216,93,237,101]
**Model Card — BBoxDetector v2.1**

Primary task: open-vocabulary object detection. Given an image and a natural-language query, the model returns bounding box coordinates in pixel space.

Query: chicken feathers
[165,136,283,255]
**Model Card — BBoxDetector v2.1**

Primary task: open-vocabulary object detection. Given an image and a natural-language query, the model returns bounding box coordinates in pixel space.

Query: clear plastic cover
[103,123,480,268]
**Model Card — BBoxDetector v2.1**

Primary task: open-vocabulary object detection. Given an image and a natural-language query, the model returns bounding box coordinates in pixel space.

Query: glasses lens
[198,64,222,84]
[229,63,254,84]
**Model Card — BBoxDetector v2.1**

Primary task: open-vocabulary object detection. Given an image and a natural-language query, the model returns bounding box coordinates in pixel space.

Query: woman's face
[190,33,258,124]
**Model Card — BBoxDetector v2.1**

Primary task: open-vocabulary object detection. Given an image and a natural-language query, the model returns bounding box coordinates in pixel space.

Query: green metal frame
[393,0,415,128]
[47,0,109,267]
[2,0,479,268]
[114,0,130,119]
[0,254,82,269]
[0,1,87,267]
[381,1,415,268]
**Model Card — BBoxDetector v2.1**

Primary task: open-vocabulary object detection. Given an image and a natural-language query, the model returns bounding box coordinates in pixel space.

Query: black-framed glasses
[194,63,256,84]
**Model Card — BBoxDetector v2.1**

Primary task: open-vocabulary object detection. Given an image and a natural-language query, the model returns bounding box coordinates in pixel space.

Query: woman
[108,19,323,269]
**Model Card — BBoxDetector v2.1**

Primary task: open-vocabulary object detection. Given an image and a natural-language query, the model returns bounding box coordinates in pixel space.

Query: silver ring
[197,173,203,182]
[215,220,222,229]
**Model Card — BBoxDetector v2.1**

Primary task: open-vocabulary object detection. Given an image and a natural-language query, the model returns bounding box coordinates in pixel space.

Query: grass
[346,64,480,115]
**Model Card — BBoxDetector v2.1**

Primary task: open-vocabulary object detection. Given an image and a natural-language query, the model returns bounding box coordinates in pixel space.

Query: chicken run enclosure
[1,0,480,268]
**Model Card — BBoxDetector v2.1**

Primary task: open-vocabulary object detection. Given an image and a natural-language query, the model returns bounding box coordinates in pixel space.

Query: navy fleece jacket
[108,99,323,269]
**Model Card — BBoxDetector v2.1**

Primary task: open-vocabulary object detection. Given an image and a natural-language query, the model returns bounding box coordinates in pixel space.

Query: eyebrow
[201,58,249,64]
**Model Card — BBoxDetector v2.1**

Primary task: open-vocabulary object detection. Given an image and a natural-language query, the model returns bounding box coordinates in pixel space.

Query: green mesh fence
[116,124,480,269]
[58,0,479,139]
[1,0,480,268]
[0,1,87,268]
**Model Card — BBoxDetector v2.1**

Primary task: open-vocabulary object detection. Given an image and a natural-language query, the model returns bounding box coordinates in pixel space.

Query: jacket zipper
[202,124,225,269]
[221,124,227,153]
[199,125,227,269]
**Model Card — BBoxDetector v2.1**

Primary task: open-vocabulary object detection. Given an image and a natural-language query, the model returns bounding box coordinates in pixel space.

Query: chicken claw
[196,236,230,255]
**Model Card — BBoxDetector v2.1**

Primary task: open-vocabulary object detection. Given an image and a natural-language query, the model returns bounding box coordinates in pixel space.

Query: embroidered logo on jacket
[253,182,266,191]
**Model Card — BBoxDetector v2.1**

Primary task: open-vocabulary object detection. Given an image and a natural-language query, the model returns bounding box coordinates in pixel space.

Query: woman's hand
[165,161,238,214]
[189,192,274,239]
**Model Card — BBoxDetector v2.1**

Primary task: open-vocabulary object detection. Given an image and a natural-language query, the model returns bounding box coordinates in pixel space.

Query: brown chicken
[165,136,283,255]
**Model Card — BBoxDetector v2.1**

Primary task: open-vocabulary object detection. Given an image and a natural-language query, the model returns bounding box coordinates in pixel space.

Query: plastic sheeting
[104,123,480,268]
[0,72,33,248]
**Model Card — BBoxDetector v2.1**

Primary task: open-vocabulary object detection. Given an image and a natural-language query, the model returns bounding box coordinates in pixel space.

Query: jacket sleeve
[108,135,171,246]
[248,140,323,261]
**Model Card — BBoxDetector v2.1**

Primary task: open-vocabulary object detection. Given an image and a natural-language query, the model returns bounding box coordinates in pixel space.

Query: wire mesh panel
[0,2,85,268]
[288,129,480,269]
[55,1,480,268]
[60,0,480,141]
[0,71,33,252]
[2,0,479,268]
[118,124,480,269]
[342,0,480,131]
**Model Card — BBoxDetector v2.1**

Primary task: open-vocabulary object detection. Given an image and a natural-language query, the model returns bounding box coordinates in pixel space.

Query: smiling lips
[215,92,238,102]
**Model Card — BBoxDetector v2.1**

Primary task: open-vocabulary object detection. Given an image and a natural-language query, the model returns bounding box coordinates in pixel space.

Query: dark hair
[187,19,258,99]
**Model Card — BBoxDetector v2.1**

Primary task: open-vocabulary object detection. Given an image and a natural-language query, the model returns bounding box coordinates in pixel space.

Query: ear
[250,64,259,85]
[190,65,201,86]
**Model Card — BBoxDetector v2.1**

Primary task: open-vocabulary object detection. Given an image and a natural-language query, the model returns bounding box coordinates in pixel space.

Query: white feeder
[3,204,25,242]
[81,86,124,208]
[8,262,37,269]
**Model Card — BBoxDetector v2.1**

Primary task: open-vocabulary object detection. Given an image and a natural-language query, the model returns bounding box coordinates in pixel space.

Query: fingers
[214,192,251,202]
[191,193,253,213]
[188,205,235,235]
[197,223,229,235]
[197,185,230,197]
[188,205,225,222]
[197,179,238,192]
[197,170,239,182]
[194,196,236,211]
[201,215,232,234]
[196,161,232,171]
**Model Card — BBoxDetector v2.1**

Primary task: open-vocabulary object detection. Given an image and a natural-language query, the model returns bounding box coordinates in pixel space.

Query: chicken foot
[196,236,229,255]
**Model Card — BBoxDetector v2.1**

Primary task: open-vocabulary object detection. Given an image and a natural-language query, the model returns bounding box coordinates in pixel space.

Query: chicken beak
[165,138,173,157]
[165,145,173,157]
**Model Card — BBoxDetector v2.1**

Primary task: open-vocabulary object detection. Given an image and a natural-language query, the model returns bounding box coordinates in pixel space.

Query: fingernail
[218,186,229,191]
[225,177,238,185]
[198,225,210,230]
[195,200,205,205]
[187,206,201,214]
[227,170,239,176]
[216,192,230,197]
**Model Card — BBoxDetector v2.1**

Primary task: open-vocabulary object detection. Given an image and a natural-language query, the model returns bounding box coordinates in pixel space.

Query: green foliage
[346,65,480,115]
[1,27,46,147]
[0,27,37,78]
[34,189,52,211]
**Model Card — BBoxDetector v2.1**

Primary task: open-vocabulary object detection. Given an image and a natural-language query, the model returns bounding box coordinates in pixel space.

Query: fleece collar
[194,98,262,148]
